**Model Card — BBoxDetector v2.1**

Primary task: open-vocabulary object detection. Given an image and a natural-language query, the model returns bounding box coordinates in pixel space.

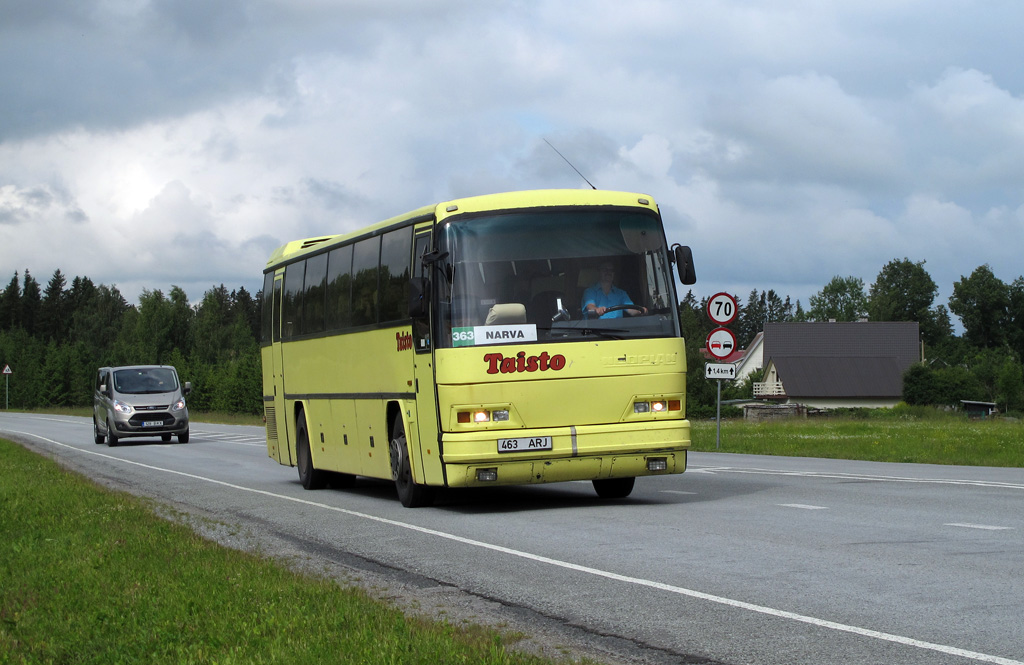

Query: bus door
[410,228,443,485]
[269,275,292,465]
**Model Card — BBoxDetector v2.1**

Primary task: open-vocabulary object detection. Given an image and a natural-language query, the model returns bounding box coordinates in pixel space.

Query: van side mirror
[673,245,697,285]
[409,277,430,319]
[183,381,192,396]
[99,383,109,397]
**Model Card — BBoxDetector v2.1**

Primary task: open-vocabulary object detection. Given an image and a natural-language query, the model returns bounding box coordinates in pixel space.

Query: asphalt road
[3,411,1023,665]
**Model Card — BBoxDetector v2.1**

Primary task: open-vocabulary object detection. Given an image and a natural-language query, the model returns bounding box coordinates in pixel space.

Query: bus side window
[351,237,380,327]
[412,232,431,352]
[303,253,328,335]
[283,261,305,339]
[326,244,353,331]
[379,227,412,323]
[261,271,275,345]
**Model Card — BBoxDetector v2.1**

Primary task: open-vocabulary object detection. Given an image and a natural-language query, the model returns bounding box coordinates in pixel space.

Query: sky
[2,0,1024,326]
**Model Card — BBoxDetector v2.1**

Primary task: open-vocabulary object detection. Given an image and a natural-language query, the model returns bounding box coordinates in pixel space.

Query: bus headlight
[456,406,513,425]
[633,398,682,415]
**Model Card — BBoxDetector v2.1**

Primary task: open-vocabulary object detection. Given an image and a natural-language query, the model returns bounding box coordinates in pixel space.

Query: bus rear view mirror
[409,277,430,318]
[673,245,696,285]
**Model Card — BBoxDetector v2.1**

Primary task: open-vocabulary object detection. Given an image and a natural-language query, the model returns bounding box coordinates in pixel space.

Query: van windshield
[112,368,179,394]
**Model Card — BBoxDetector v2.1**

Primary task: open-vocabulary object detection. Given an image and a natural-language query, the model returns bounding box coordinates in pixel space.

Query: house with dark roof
[753,321,921,409]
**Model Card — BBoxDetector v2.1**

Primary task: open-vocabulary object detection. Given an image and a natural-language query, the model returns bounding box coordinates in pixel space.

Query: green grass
[691,408,1024,467]
[0,438,565,665]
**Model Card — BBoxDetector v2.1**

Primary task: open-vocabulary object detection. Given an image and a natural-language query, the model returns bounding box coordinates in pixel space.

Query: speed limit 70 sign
[707,292,737,326]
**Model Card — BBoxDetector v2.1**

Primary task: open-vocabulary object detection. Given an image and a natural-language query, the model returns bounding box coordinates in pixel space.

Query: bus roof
[265,189,658,270]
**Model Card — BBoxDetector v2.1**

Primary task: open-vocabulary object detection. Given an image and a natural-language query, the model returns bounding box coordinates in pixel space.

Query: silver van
[93,365,191,446]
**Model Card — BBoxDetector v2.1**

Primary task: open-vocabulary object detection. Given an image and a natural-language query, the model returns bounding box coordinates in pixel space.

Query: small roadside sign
[705,327,737,360]
[706,292,738,326]
[2,365,10,375]
[705,363,736,380]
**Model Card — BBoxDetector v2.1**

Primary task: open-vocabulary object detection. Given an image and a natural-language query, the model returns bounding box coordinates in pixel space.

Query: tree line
[3,258,1023,418]
[0,269,262,414]
[680,258,1024,417]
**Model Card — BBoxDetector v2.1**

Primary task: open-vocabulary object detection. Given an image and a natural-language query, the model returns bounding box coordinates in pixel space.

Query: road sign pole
[716,378,722,450]
[2,364,10,410]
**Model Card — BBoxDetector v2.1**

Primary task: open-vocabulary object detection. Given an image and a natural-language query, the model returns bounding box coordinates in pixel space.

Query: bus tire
[389,418,434,508]
[593,477,635,499]
[296,412,327,490]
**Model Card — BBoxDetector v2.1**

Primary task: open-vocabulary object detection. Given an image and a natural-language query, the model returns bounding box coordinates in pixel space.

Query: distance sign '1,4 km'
[706,292,738,326]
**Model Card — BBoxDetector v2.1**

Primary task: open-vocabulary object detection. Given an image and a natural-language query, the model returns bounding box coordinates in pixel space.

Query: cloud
[4,0,1024,320]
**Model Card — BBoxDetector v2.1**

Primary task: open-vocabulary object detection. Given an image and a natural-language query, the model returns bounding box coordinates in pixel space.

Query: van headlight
[113,400,133,414]
[172,398,186,412]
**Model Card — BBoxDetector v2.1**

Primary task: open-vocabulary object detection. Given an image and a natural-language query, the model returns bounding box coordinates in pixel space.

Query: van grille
[128,413,173,427]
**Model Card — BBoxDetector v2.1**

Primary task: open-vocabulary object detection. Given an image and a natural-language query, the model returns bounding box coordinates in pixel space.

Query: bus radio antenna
[544,138,597,190]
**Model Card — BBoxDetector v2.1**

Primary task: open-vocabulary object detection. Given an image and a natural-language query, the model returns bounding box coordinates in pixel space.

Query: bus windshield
[436,208,680,348]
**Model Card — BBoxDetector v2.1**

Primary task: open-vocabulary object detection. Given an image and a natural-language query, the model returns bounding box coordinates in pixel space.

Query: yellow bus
[260,189,697,507]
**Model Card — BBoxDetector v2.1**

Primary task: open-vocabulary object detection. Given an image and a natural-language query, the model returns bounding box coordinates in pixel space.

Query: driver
[582,261,647,319]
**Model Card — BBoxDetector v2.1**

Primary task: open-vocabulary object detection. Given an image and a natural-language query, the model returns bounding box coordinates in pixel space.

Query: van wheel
[106,420,119,447]
[177,429,189,444]
[296,413,326,490]
[93,418,105,445]
[389,418,434,508]
[593,477,635,499]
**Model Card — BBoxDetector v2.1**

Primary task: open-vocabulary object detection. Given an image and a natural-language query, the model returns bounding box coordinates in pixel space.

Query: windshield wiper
[539,325,628,339]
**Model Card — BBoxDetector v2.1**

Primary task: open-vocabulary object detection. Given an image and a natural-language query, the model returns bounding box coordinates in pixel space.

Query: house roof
[767,356,905,398]
[763,321,920,399]
[764,321,920,361]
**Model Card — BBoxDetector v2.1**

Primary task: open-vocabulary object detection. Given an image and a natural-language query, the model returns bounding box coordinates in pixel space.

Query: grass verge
[0,437,562,665]
[691,408,1024,467]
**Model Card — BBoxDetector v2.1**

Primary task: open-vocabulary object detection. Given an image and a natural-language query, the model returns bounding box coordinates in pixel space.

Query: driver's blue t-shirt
[581,284,634,319]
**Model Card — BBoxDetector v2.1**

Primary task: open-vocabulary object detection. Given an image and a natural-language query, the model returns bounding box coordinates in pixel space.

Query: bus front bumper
[440,420,689,488]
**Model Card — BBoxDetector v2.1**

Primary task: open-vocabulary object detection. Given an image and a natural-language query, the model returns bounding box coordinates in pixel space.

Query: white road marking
[945,523,1013,531]
[193,430,265,447]
[689,464,1024,491]
[779,503,829,510]
[10,430,1024,665]
[660,490,697,495]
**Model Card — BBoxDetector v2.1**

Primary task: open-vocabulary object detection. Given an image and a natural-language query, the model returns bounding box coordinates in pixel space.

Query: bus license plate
[497,436,552,453]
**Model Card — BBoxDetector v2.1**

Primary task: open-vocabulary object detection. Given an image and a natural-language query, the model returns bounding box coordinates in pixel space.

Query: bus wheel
[593,477,635,499]
[389,418,434,508]
[296,412,327,490]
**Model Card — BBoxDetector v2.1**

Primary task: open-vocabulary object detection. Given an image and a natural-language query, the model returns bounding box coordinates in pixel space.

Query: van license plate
[142,421,162,427]
[497,436,552,453]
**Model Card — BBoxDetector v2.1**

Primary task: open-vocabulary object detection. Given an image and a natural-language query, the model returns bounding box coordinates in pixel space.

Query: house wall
[734,338,764,382]
[787,397,901,409]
